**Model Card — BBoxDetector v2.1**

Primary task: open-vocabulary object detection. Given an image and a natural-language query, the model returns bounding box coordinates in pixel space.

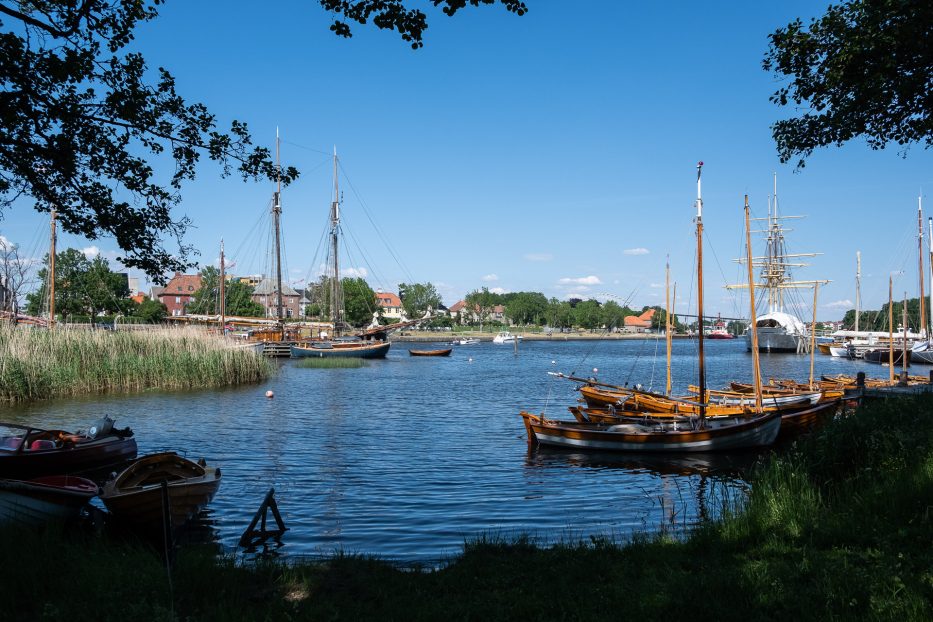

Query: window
[175,296,181,303]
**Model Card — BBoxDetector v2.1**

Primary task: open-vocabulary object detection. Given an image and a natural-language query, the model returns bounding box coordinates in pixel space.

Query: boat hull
[291,341,390,359]
[409,349,452,357]
[0,432,137,479]
[745,329,804,353]
[101,453,221,530]
[520,411,782,453]
[0,476,98,527]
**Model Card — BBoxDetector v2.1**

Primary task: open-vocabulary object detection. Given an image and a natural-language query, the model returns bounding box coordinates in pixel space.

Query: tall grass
[0,324,275,402]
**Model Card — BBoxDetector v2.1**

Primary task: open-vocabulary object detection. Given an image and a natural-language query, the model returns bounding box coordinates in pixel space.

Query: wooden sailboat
[520,163,783,452]
[291,148,392,359]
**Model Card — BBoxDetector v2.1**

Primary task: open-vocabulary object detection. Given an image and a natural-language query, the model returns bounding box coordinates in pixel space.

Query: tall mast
[745,196,762,411]
[774,173,781,312]
[330,147,342,336]
[888,276,894,384]
[928,215,932,342]
[273,130,284,323]
[902,291,909,378]
[48,209,56,329]
[855,251,861,332]
[809,282,819,389]
[919,198,926,337]
[665,257,672,396]
[695,161,706,420]
[219,238,226,333]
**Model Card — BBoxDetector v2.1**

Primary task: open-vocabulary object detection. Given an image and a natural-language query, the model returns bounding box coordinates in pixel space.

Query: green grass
[295,357,367,369]
[1,395,931,620]
[0,324,275,402]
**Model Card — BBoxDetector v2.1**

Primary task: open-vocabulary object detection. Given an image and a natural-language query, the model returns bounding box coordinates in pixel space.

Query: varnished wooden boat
[408,348,452,357]
[291,339,390,359]
[101,452,221,530]
[580,385,764,417]
[0,475,98,526]
[521,409,783,453]
[0,417,137,479]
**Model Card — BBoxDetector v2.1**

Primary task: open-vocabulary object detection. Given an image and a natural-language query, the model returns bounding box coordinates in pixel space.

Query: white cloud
[623,248,650,256]
[559,275,602,286]
[81,246,100,259]
[523,253,553,262]
[825,299,854,309]
[0,235,11,251]
[482,273,499,282]
[342,267,368,278]
[649,282,665,289]
[489,287,507,295]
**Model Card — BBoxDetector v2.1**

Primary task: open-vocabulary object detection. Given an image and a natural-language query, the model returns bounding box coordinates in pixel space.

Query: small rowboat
[409,348,452,357]
[0,475,98,526]
[101,452,221,530]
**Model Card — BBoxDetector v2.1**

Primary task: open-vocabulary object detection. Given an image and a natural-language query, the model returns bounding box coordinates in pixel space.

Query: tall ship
[727,175,829,353]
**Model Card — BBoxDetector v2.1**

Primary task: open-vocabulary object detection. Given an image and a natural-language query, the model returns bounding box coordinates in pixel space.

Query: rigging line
[279,139,333,158]
[340,211,394,291]
[337,159,416,283]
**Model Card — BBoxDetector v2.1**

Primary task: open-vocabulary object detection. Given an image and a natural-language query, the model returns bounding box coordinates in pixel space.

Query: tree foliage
[188,266,263,317]
[0,1,525,279]
[25,248,131,319]
[342,276,376,327]
[398,281,441,319]
[134,297,167,323]
[763,0,933,167]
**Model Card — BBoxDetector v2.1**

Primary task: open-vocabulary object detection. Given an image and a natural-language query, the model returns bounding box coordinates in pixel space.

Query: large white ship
[727,176,829,354]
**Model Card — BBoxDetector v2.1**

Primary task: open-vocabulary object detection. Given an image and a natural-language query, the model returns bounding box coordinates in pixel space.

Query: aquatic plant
[0,324,275,402]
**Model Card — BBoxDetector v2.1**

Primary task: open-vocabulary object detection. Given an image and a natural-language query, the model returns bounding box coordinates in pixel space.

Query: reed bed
[0,324,275,402]
[295,358,366,369]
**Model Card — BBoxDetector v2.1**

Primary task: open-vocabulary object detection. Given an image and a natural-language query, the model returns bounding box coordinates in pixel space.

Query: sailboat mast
[809,283,819,389]
[902,291,908,378]
[919,199,926,337]
[665,257,672,396]
[744,196,762,410]
[48,209,56,329]
[695,162,706,420]
[330,147,342,336]
[855,251,861,332]
[928,215,932,342]
[888,277,894,384]
[273,131,284,323]
[220,238,226,333]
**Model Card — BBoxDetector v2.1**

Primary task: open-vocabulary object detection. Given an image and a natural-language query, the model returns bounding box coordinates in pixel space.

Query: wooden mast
[809,282,819,389]
[273,130,284,324]
[888,276,894,384]
[902,291,909,379]
[219,239,226,334]
[855,251,861,332]
[744,196,762,411]
[330,147,341,337]
[48,209,56,329]
[919,199,926,337]
[665,257,672,396]
[695,161,706,420]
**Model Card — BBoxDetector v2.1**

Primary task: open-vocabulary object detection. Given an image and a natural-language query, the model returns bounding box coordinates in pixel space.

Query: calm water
[1,338,884,562]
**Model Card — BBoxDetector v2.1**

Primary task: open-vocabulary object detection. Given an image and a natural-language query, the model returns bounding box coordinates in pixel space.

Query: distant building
[130,292,147,305]
[158,272,202,317]
[623,309,656,333]
[238,274,263,288]
[128,276,141,295]
[251,278,300,318]
[448,300,508,324]
[375,291,404,320]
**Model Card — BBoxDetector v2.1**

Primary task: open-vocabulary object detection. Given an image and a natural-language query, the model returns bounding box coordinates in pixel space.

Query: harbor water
[1,338,889,563]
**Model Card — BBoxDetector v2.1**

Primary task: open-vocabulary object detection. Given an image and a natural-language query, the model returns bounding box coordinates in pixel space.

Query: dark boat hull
[291,341,390,359]
[0,475,98,526]
[863,349,910,366]
[409,348,452,357]
[0,429,137,479]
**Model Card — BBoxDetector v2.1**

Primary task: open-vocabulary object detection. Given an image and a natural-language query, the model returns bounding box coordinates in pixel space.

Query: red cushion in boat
[29,439,55,450]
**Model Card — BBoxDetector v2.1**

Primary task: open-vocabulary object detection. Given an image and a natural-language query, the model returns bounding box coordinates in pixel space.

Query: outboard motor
[87,415,115,439]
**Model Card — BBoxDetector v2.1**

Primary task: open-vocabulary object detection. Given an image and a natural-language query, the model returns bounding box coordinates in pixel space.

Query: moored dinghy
[0,475,98,526]
[101,452,221,530]
[409,348,452,357]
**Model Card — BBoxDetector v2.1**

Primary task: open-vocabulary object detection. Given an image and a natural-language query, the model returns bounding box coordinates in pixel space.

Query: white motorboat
[492,331,523,344]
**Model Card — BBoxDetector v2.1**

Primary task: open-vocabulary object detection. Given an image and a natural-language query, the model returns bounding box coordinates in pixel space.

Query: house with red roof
[158,272,202,317]
[375,291,404,320]
[623,308,656,333]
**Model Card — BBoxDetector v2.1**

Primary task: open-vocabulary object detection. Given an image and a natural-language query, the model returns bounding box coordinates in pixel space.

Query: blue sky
[3,1,933,319]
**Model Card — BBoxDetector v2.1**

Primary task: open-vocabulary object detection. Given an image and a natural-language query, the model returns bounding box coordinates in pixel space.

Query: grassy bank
[0,324,275,402]
[1,396,931,620]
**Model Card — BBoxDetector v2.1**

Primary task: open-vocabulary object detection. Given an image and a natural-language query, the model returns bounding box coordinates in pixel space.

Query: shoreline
[391,331,706,342]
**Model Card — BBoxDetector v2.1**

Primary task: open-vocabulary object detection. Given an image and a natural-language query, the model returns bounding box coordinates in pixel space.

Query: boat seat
[2,436,22,449]
[29,439,56,451]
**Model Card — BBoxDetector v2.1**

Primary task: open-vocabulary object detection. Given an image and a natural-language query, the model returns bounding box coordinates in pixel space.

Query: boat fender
[88,416,115,439]
[215,468,221,479]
